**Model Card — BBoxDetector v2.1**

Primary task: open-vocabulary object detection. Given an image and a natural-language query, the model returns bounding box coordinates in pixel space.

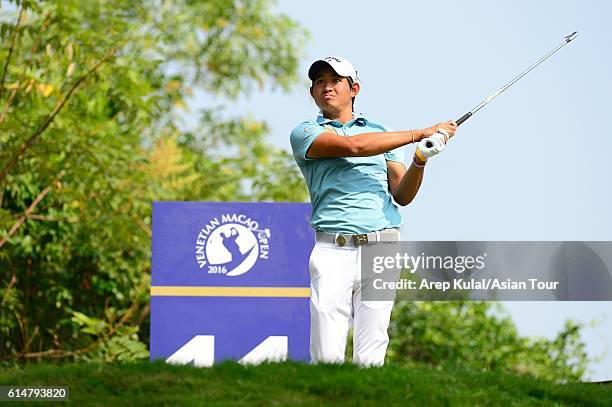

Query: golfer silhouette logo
[195,214,271,277]
[218,227,255,272]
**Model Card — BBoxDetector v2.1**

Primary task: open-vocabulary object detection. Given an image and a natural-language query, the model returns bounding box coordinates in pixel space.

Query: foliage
[71,311,149,362]
[387,301,589,382]
[0,0,308,362]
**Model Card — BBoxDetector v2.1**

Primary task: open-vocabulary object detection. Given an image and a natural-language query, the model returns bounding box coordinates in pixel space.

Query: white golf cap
[308,56,359,83]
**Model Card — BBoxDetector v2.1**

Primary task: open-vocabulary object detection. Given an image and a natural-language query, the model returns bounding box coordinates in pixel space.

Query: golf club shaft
[455,31,578,127]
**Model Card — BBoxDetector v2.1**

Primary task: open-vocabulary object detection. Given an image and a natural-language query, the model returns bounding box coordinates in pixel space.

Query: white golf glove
[415,129,449,161]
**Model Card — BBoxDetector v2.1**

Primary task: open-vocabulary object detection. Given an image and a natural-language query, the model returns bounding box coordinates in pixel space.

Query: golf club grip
[456,112,472,126]
[424,112,473,148]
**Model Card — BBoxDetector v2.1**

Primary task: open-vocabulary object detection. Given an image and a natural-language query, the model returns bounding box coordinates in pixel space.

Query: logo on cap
[324,56,342,63]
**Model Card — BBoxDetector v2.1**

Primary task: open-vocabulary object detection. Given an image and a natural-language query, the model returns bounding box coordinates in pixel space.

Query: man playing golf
[290,56,457,366]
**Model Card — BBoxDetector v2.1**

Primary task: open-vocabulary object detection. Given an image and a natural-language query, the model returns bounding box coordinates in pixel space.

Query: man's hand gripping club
[415,120,457,163]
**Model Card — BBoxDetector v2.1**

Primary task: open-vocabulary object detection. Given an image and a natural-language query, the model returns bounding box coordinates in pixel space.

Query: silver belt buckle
[352,234,368,246]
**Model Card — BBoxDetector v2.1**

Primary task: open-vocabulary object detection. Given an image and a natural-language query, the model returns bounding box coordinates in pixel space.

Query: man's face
[309,66,358,115]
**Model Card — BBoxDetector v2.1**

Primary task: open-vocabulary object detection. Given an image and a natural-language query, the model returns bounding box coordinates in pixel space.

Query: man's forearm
[394,157,426,206]
[348,129,426,156]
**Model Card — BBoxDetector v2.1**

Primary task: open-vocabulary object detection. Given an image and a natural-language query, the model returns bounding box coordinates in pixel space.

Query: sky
[186,1,612,381]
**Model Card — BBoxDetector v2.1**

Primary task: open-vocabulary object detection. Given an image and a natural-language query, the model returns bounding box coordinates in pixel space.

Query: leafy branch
[0,48,116,184]
[0,268,150,361]
[0,87,18,125]
[0,170,65,249]
[0,3,24,102]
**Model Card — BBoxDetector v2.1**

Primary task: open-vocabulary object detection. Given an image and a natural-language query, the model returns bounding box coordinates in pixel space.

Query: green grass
[0,361,610,406]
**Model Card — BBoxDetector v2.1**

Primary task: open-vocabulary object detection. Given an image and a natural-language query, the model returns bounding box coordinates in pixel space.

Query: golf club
[426,31,579,148]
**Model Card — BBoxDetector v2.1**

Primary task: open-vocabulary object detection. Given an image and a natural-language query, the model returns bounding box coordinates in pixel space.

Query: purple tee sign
[150,202,313,366]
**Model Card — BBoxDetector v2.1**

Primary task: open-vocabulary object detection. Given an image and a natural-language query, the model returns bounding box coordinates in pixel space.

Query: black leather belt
[315,228,400,247]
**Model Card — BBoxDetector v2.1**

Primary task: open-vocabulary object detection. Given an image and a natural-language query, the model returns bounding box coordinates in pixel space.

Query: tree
[387,301,588,382]
[0,0,308,361]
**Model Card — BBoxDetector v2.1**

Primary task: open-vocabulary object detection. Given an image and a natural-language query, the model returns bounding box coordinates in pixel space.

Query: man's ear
[309,86,314,99]
[351,81,360,97]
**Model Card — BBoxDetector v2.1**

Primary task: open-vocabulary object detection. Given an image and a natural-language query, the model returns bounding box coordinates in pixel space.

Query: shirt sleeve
[290,121,325,166]
[380,124,405,163]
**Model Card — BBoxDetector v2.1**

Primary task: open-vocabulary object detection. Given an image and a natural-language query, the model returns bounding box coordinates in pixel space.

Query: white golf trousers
[309,240,395,366]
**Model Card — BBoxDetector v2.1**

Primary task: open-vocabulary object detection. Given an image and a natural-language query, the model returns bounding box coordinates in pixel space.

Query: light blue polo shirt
[290,114,404,234]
